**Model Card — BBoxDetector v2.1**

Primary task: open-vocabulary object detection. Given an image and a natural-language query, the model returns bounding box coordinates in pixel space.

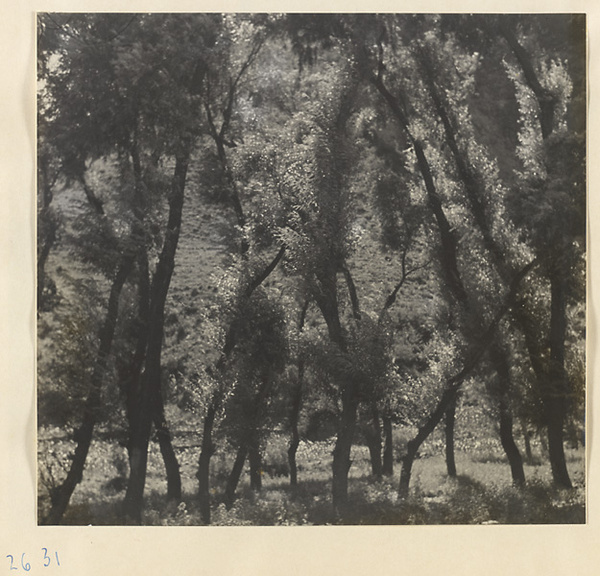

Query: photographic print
[36,13,586,526]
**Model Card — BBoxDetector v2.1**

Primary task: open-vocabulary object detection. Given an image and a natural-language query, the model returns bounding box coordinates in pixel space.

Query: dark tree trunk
[500,17,571,489]
[197,399,217,524]
[445,396,457,478]
[546,269,572,488]
[154,395,181,501]
[124,147,190,524]
[489,344,526,486]
[520,419,534,464]
[399,388,458,499]
[248,441,262,492]
[382,415,394,476]
[42,253,135,525]
[332,386,358,515]
[498,401,526,486]
[225,445,248,508]
[363,407,383,479]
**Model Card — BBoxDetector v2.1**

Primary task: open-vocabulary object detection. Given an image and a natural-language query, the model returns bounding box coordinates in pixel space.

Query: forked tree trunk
[445,396,457,478]
[382,415,394,476]
[400,387,458,499]
[42,253,135,525]
[125,249,182,502]
[124,147,190,524]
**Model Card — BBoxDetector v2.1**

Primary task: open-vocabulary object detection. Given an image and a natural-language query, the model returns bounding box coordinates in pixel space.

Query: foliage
[37,13,586,525]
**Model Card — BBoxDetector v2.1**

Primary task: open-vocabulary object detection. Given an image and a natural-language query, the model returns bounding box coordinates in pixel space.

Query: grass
[38,426,586,526]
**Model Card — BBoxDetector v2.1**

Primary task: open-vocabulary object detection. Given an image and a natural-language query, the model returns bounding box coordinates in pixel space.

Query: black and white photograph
[36,12,586,527]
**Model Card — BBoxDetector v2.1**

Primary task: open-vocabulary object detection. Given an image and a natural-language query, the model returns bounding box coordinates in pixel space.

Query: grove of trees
[37,13,586,525]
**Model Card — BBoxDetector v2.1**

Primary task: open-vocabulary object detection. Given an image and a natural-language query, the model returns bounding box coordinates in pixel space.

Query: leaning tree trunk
[382,414,394,476]
[399,260,537,498]
[42,252,135,525]
[154,394,182,501]
[124,146,190,524]
[225,445,248,509]
[444,396,457,478]
[400,387,458,499]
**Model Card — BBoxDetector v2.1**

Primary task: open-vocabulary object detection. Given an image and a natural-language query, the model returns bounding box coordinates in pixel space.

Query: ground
[37,416,585,526]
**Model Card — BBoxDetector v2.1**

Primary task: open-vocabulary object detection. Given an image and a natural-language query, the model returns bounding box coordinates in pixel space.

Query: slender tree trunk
[382,414,394,476]
[42,253,135,525]
[445,396,457,478]
[363,407,383,479]
[225,445,248,508]
[124,146,190,523]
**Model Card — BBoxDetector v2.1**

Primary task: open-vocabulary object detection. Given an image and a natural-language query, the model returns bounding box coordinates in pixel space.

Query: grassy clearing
[38,426,585,526]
